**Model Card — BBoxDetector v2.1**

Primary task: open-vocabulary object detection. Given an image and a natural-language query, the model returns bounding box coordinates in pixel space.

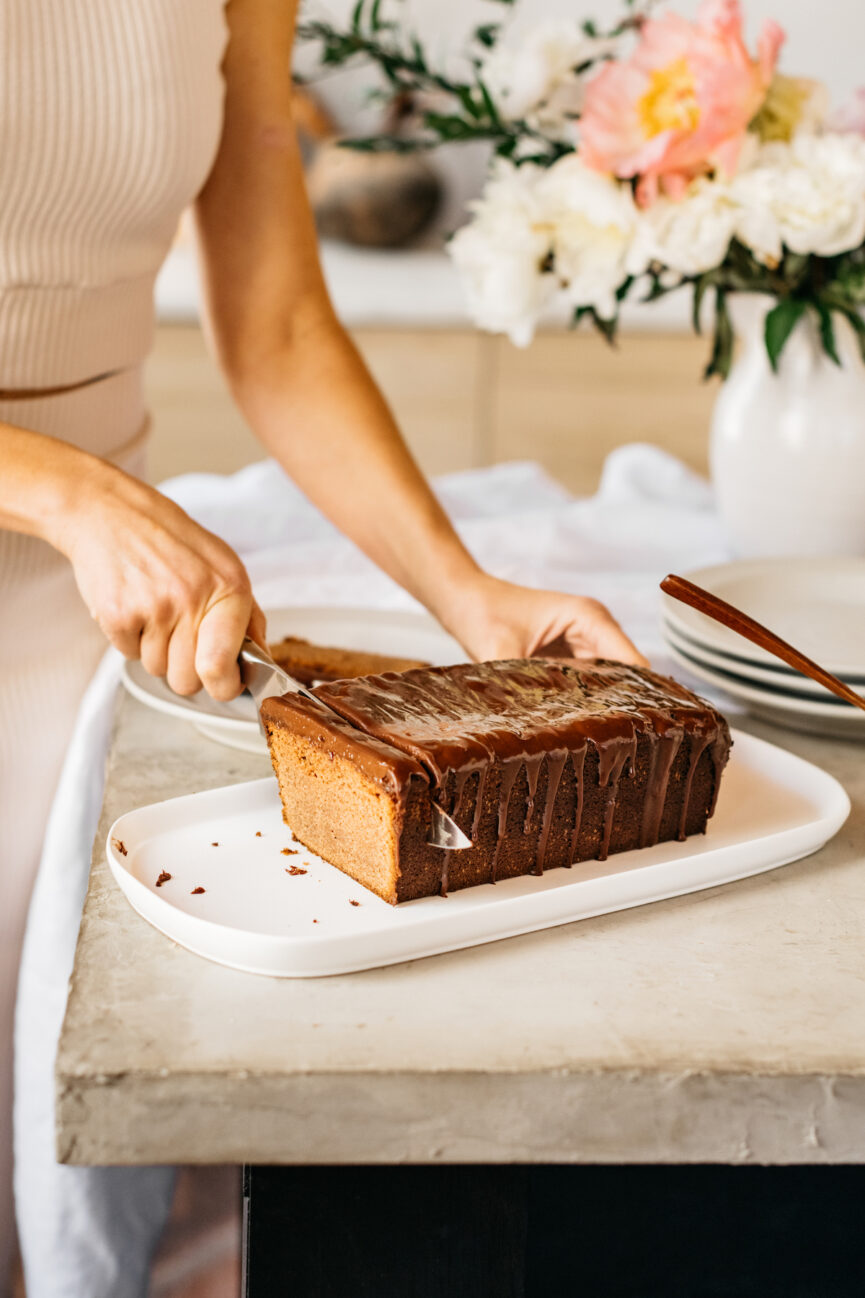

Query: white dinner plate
[121,606,465,753]
[662,617,865,703]
[105,729,850,977]
[661,559,865,680]
[667,642,865,739]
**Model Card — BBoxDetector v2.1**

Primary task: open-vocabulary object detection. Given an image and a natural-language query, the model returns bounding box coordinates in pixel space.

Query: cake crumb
[349,899,360,907]
[190,886,205,895]
[155,871,171,888]
[112,838,127,857]
[281,847,298,856]
[255,831,262,837]
[312,918,319,923]
[211,842,219,847]
[285,865,307,877]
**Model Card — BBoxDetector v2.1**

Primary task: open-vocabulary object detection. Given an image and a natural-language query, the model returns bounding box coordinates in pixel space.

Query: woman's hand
[446,574,648,668]
[51,462,265,700]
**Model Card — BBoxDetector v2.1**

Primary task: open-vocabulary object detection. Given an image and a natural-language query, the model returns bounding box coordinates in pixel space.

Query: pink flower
[580,0,784,205]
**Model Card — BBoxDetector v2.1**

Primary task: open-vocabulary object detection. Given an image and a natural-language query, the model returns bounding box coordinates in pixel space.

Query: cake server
[238,638,472,850]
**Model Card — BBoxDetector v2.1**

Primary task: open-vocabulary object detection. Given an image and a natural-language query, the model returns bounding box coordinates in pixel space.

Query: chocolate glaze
[260,692,427,797]
[313,659,731,897]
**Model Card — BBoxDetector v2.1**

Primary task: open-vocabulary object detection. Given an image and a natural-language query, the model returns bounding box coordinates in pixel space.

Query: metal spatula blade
[239,638,471,851]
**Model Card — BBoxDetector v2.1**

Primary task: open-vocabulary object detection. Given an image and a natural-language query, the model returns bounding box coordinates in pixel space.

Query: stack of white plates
[661,559,865,739]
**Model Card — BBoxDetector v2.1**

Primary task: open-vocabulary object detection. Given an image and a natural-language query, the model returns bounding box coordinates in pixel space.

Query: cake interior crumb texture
[262,659,732,905]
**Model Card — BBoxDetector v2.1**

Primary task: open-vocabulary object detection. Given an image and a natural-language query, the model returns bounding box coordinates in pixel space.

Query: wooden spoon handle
[661,573,865,716]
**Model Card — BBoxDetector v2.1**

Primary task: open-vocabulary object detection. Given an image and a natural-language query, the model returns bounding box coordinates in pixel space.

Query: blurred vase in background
[711,294,865,557]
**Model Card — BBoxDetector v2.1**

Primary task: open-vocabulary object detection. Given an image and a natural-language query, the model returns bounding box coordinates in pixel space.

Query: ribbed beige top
[0,0,229,388]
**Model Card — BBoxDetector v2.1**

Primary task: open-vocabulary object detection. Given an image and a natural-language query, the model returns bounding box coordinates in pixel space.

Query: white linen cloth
[14,445,731,1297]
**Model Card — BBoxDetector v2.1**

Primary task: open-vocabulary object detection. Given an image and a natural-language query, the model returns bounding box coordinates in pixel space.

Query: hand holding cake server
[3,1,645,711]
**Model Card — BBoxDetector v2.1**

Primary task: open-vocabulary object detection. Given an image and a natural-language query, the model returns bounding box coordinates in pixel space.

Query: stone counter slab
[56,692,865,1166]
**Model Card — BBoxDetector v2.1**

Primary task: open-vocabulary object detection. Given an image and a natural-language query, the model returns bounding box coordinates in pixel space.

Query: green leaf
[815,302,842,367]
[350,0,365,33]
[641,270,678,303]
[369,0,394,31]
[339,134,428,154]
[591,311,619,345]
[705,288,735,380]
[615,275,634,305]
[456,85,482,119]
[572,306,619,346]
[782,251,810,288]
[477,78,503,127]
[834,257,865,305]
[473,23,500,48]
[764,298,805,373]
[692,273,716,335]
[842,308,865,365]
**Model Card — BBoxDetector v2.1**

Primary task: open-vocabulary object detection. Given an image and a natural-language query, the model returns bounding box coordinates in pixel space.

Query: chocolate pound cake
[261,659,731,905]
[268,635,429,685]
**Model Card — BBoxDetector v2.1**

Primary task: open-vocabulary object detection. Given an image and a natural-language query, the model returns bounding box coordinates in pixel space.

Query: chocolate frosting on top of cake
[314,659,731,882]
[314,659,724,783]
[260,691,427,795]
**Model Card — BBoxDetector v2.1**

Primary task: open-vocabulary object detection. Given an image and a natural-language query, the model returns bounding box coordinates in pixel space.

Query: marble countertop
[56,689,865,1167]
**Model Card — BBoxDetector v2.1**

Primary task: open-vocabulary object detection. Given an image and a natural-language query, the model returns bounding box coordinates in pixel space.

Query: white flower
[536,154,641,317]
[628,175,738,277]
[480,22,616,129]
[448,161,555,347]
[732,133,865,263]
[449,155,638,343]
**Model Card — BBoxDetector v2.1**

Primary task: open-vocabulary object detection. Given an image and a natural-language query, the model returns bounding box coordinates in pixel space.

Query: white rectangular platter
[106,729,849,978]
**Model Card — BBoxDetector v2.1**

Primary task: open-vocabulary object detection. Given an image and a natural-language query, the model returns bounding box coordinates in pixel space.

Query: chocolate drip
[567,745,588,866]
[523,754,544,834]
[536,750,567,876]
[640,726,684,848]
[491,760,522,883]
[471,765,487,842]
[440,762,489,897]
[452,768,471,823]
[677,733,711,840]
[300,658,731,869]
[598,737,637,861]
[707,734,731,817]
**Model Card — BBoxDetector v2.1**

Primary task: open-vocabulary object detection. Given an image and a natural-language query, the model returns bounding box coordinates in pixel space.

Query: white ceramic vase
[710,293,865,558]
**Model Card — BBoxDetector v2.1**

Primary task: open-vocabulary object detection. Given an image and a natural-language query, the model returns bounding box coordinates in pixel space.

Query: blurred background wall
[148,0,865,492]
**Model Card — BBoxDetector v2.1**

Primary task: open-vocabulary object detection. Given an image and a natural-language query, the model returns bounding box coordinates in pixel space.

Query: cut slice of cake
[261,659,732,905]
[267,635,429,685]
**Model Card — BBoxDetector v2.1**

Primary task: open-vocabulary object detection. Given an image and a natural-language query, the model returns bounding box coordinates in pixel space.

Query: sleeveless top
[0,0,229,388]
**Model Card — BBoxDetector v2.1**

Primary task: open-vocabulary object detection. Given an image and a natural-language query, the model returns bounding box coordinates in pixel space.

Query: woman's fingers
[139,590,258,698]
[451,577,649,669]
[139,625,171,679]
[166,618,203,697]
[567,599,649,668]
[195,589,254,700]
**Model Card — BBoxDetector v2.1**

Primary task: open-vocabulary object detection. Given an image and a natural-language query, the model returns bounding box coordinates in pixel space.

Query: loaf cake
[268,635,429,685]
[261,659,731,905]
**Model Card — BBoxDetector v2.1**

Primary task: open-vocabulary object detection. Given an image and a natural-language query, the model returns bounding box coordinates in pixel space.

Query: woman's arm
[194,0,645,666]
[0,422,264,697]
